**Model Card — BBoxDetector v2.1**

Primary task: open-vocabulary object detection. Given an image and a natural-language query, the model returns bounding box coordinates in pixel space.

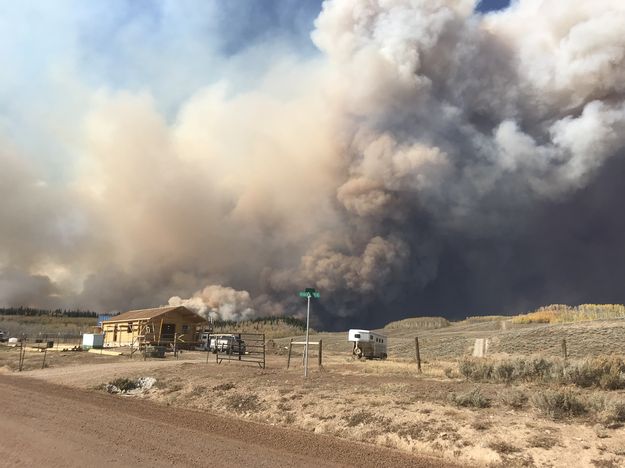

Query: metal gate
[216,333,265,368]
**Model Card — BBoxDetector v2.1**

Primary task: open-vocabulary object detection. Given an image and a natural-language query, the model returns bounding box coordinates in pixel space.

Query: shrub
[227,394,261,413]
[499,388,528,409]
[598,399,625,425]
[494,362,515,383]
[488,440,521,454]
[108,378,137,393]
[455,356,625,389]
[212,382,236,391]
[527,434,559,449]
[531,389,587,419]
[345,410,375,427]
[449,387,491,408]
[566,357,625,390]
[459,359,493,381]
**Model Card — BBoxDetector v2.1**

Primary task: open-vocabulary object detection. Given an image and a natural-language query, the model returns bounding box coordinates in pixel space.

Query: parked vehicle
[196,331,212,351]
[348,329,387,359]
[209,334,246,355]
[0,330,5,342]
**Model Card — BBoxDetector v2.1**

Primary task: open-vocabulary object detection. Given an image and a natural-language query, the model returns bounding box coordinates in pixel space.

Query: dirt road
[0,375,459,468]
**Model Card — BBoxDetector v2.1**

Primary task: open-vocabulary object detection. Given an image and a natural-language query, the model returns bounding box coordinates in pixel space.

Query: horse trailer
[348,329,387,359]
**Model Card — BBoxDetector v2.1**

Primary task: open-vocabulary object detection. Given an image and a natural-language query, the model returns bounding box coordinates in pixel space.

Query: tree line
[0,307,98,318]
[214,316,306,330]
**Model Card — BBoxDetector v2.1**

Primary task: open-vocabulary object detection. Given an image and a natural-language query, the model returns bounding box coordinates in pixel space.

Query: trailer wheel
[354,347,363,359]
[381,353,387,360]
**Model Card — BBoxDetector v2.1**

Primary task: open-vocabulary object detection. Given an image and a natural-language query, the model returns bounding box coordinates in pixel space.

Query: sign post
[298,287,320,378]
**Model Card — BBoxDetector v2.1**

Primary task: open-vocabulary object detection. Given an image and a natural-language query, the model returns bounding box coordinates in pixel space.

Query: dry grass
[512,304,625,325]
[527,434,559,449]
[384,317,450,330]
[212,382,236,391]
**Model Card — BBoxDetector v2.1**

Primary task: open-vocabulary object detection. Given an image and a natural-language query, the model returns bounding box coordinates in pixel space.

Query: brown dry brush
[457,356,625,390]
[448,387,491,408]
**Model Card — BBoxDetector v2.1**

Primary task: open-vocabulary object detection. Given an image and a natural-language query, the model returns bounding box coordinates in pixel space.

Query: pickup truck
[209,334,246,355]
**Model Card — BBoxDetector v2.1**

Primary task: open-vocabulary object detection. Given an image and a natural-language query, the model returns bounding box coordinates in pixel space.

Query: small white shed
[82,333,104,349]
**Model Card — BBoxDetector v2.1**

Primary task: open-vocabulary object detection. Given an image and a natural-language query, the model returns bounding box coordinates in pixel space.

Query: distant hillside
[212,316,309,339]
[512,304,625,324]
[384,316,450,330]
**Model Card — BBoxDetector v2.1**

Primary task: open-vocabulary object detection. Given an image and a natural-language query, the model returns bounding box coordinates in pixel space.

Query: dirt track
[0,375,459,468]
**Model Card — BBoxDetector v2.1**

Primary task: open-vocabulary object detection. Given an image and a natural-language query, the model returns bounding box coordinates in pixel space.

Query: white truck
[212,334,246,355]
[348,329,387,360]
[197,333,246,355]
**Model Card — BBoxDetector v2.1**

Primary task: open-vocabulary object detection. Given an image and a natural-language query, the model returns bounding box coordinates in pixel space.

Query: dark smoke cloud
[1,0,625,329]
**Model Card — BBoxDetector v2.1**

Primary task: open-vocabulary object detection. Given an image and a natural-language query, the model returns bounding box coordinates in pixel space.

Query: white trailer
[348,329,387,360]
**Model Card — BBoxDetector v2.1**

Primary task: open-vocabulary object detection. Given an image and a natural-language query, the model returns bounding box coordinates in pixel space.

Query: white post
[304,294,311,378]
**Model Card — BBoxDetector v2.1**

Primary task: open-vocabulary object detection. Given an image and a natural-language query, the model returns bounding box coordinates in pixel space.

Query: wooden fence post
[41,347,48,369]
[286,338,293,369]
[18,341,23,372]
[415,337,422,373]
[318,339,323,367]
[561,338,568,360]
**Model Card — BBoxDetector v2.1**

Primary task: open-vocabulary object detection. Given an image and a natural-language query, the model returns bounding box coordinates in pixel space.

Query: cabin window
[182,325,189,333]
[354,333,361,338]
[370,335,373,340]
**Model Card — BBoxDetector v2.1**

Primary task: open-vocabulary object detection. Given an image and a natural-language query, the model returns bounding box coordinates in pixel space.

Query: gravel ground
[0,374,461,468]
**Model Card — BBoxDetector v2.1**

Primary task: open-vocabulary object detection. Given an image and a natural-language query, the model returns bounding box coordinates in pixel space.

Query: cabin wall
[102,316,198,347]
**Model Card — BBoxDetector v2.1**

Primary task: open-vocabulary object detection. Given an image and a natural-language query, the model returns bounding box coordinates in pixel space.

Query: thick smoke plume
[2,0,625,327]
[168,285,254,321]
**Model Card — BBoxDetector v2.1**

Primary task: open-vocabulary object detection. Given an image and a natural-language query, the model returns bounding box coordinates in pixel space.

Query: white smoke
[168,285,255,321]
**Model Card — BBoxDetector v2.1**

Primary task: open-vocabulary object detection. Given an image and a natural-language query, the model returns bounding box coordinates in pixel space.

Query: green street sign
[298,291,320,299]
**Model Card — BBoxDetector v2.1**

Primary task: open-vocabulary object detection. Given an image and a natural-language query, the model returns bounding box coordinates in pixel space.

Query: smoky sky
[2,0,625,330]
